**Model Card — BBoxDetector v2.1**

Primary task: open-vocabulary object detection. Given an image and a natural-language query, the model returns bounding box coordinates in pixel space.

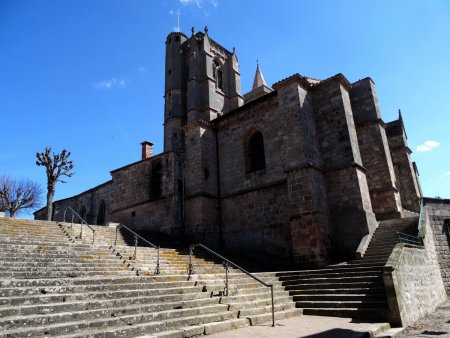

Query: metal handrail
[114,223,160,275]
[63,206,95,244]
[397,231,424,246]
[188,243,275,327]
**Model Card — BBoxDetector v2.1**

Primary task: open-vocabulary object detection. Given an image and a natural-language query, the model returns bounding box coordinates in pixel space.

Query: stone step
[245,308,303,326]
[0,285,208,307]
[292,293,386,302]
[285,281,384,291]
[281,275,382,286]
[0,293,218,318]
[277,269,383,280]
[0,291,215,317]
[1,302,228,330]
[274,265,385,277]
[302,307,388,320]
[0,270,134,279]
[1,309,239,338]
[0,279,204,297]
[289,286,385,295]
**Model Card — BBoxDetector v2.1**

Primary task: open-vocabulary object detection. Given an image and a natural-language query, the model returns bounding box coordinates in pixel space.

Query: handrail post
[80,221,83,239]
[224,261,229,297]
[114,225,119,246]
[71,214,74,228]
[63,208,67,223]
[133,234,138,260]
[155,246,161,275]
[92,230,95,245]
[270,285,275,327]
[188,245,195,276]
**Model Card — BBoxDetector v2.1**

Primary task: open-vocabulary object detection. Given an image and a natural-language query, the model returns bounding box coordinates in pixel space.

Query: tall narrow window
[151,160,163,198]
[96,200,106,225]
[212,59,223,90]
[246,131,266,173]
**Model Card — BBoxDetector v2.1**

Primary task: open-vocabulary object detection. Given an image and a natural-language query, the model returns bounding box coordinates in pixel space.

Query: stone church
[35,28,422,266]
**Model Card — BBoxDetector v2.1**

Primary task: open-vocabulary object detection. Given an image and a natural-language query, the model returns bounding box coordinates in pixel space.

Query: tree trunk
[46,186,54,221]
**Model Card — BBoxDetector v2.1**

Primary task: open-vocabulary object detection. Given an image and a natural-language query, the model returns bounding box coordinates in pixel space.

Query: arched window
[212,59,223,90]
[151,160,163,198]
[246,131,266,173]
[96,200,106,225]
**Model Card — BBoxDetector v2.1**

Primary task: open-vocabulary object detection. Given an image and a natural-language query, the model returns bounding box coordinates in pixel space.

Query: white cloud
[92,77,127,90]
[138,67,147,73]
[180,0,201,7]
[416,140,440,152]
[446,171,450,176]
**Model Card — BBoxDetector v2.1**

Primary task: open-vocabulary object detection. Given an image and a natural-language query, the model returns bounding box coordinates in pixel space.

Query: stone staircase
[0,218,301,337]
[276,216,420,321]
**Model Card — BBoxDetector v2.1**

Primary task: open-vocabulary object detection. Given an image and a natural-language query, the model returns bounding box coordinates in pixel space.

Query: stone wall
[35,181,112,226]
[109,152,182,236]
[423,198,450,294]
[221,180,291,263]
[383,210,447,327]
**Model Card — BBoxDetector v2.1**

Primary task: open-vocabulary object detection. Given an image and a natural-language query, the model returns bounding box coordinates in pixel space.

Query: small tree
[0,175,43,218]
[36,147,75,221]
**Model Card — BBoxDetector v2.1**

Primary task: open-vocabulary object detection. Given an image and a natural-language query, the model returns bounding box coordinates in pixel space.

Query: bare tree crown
[36,147,75,185]
[0,176,42,217]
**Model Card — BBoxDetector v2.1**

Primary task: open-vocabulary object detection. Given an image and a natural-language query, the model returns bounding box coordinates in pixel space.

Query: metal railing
[188,243,275,327]
[397,232,424,246]
[114,223,160,275]
[63,206,95,244]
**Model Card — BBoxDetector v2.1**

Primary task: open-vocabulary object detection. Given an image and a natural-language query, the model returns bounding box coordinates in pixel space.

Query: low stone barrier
[383,213,446,327]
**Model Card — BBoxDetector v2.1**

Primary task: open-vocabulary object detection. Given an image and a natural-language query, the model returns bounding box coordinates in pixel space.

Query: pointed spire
[252,61,267,90]
[398,109,403,122]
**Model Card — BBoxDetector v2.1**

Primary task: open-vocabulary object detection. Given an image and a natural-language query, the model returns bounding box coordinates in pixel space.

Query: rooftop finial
[204,26,208,34]
[398,109,403,121]
[191,26,195,35]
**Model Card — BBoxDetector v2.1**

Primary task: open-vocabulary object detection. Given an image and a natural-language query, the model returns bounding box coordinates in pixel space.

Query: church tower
[164,27,244,152]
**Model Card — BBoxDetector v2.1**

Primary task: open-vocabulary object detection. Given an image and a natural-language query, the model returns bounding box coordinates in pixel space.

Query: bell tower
[163,27,244,152]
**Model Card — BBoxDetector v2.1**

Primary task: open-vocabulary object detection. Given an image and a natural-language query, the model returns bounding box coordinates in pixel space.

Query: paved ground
[206,315,391,338]
[396,299,450,338]
[208,299,450,337]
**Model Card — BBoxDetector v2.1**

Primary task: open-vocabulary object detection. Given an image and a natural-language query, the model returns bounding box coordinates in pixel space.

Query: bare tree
[36,147,75,221]
[0,175,43,218]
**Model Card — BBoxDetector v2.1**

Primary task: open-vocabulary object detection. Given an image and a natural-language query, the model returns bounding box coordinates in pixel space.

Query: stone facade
[35,28,423,267]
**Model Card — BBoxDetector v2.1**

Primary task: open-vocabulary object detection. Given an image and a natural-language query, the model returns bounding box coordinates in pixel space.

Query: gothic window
[212,59,223,90]
[246,131,266,173]
[96,200,106,225]
[151,160,163,198]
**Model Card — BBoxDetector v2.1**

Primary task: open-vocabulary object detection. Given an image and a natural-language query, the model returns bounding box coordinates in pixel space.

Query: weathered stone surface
[35,29,423,268]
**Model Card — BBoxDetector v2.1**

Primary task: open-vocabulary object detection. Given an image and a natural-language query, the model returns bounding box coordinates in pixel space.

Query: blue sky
[1,0,449,217]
